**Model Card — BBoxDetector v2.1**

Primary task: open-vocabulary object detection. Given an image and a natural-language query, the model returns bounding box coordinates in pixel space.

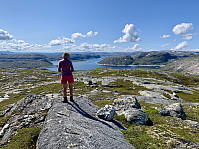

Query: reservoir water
[46,58,160,71]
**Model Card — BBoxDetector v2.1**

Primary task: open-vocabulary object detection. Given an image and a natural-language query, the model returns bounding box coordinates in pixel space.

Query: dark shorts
[61,75,74,84]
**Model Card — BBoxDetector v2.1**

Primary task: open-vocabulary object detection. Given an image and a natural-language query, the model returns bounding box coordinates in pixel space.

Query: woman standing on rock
[58,52,74,103]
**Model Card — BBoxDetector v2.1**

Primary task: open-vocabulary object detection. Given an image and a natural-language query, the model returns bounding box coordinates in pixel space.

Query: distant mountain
[98,51,199,66]
[0,51,14,54]
[98,55,134,65]
[0,53,47,60]
[162,56,199,75]
[0,53,52,68]
[131,51,177,65]
[45,53,101,61]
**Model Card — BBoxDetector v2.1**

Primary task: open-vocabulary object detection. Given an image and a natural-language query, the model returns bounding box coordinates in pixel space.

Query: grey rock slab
[36,97,134,149]
[0,94,61,145]
[120,95,176,105]
[138,91,166,99]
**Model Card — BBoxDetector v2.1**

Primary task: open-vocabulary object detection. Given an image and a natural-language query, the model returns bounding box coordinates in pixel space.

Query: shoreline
[97,63,165,67]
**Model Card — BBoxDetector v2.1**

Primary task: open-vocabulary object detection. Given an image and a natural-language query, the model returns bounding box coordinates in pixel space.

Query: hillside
[98,55,134,65]
[98,51,199,66]
[0,53,52,68]
[162,56,199,75]
[44,53,101,61]
[0,67,199,148]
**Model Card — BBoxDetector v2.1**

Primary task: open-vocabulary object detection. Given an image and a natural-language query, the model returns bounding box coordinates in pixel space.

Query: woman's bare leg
[69,83,73,96]
[62,84,67,97]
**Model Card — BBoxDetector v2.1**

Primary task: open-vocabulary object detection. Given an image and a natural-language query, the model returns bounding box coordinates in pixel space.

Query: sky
[0,0,199,53]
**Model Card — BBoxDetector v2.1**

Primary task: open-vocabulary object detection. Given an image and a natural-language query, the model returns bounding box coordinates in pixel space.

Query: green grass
[176,91,199,103]
[29,83,62,95]
[108,79,151,95]
[2,127,42,149]
[183,105,199,122]
[163,93,171,99]
[122,125,166,149]
[92,99,114,108]
[0,93,26,112]
[89,68,199,87]
[0,116,11,128]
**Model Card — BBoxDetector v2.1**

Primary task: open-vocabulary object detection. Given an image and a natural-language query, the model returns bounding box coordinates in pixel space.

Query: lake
[46,58,160,71]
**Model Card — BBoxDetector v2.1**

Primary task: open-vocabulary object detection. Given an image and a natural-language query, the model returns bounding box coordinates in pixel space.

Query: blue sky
[0,0,199,52]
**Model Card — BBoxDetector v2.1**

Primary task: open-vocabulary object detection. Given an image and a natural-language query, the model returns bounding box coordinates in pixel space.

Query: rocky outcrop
[124,109,153,125]
[158,103,186,120]
[162,56,199,75]
[0,94,61,145]
[36,96,134,149]
[97,105,115,121]
[113,96,141,115]
[113,96,152,126]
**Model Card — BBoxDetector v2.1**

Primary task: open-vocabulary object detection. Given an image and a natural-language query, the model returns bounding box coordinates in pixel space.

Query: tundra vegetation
[0,66,199,148]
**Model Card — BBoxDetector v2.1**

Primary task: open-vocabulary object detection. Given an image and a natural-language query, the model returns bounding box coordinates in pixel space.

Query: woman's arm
[58,61,62,72]
[70,62,74,72]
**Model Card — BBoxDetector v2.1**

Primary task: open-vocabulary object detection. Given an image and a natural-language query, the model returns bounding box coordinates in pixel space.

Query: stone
[88,80,93,85]
[97,105,115,121]
[159,103,186,120]
[158,108,170,116]
[124,109,153,126]
[173,92,179,98]
[0,124,9,137]
[36,97,134,149]
[113,96,152,126]
[113,96,141,115]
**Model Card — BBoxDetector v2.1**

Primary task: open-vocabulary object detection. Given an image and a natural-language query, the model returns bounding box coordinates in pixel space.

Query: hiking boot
[62,97,68,103]
[70,96,74,102]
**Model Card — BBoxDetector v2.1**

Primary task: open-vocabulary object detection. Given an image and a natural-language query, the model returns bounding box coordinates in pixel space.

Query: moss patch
[2,127,42,149]
[92,99,114,108]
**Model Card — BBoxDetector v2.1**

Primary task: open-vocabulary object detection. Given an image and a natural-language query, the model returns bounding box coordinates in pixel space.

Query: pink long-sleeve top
[58,59,74,76]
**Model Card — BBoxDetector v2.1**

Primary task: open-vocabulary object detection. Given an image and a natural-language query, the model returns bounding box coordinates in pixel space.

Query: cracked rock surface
[36,96,134,149]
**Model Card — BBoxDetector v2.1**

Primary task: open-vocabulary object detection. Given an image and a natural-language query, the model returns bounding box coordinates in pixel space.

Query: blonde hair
[62,52,70,59]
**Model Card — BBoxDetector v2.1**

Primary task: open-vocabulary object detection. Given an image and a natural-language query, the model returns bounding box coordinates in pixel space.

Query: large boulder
[113,96,152,125]
[159,103,186,120]
[113,96,141,115]
[125,109,153,126]
[36,97,135,149]
[97,105,115,121]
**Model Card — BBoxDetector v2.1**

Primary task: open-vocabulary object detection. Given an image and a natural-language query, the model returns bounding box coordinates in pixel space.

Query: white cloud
[171,41,188,51]
[124,44,142,51]
[161,43,169,47]
[71,33,86,39]
[114,24,140,43]
[0,39,45,52]
[161,35,170,38]
[190,49,199,52]
[49,37,75,46]
[183,35,192,40]
[172,23,193,35]
[87,31,98,37]
[62,43,120,52]
[182,33,198,40]
[49,39,62,46]
[0,29,13,40]
[71,31,98,39]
